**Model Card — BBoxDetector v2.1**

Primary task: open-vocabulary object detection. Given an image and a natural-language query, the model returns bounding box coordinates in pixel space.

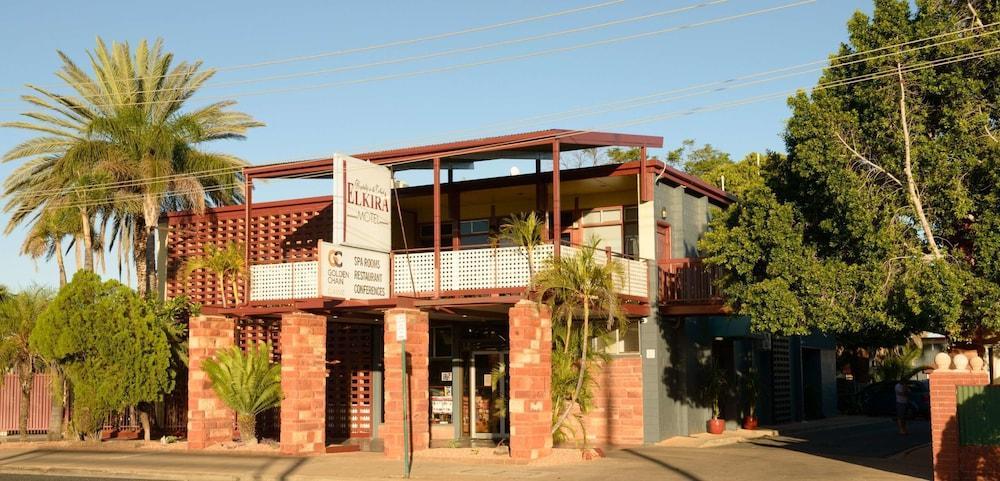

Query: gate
[0,374,52,434]
[957,385,1000,446]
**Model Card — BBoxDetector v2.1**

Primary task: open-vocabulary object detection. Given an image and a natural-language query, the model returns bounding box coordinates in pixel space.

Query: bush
[202,343,282,443]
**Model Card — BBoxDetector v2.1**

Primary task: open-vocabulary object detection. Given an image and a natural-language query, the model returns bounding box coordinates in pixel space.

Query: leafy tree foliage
[30,271,172,437]
[701,0,1000,344]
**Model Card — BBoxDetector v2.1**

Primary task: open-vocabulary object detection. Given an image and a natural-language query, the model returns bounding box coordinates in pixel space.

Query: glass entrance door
[468,351,508,440]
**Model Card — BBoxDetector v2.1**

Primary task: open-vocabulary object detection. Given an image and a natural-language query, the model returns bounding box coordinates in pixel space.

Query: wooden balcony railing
[658,258,722,304]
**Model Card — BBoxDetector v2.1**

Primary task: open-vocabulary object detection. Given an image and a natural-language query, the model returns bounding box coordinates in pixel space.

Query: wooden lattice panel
[235,318,282,439]
[392,251,437,295]
[165,197,333,307]
[326,322,374,440]
[248,261,319,301]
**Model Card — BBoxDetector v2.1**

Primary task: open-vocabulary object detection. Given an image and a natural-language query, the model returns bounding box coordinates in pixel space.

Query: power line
[0,0,627,95]
[10,44,1000,216]
[0,0,813,111]
[9,24,999,199]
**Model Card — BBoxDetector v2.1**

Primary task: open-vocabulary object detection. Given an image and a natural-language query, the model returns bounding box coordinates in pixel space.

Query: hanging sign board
[318,241,390,300]
[332,153,393,253]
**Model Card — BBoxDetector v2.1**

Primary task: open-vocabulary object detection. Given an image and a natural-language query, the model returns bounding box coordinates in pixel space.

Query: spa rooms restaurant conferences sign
[319,154,391,300]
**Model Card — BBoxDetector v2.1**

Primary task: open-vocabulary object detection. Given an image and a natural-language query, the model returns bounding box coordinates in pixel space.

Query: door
[656,222,672,260]
[468,351,508,440]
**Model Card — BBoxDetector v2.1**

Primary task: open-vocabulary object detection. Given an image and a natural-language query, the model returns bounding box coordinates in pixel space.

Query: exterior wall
[583,356,644,446]
[187,315,235,449]
[382,308,430,460]
[928,357,991,481]
[279,312,327,455]
[653,183,712,259]
[508,300,553,460]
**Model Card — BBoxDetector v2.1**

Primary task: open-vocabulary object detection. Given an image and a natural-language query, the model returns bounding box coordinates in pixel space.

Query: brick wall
[582,356,644,446]
[279,312,327,455]
[187,315,235,449]
[382,308,430,460]
[508,300,553,460]
[929,355,991,481]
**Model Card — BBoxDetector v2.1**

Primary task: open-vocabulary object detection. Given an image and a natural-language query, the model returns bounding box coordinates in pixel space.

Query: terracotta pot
[742,416,758,430]
[707,417,725,434]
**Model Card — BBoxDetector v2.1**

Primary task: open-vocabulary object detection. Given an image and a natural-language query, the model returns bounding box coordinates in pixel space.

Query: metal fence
[0,373,52,434]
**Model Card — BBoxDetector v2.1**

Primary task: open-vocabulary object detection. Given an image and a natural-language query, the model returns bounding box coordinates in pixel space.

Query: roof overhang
[244,129,663,179]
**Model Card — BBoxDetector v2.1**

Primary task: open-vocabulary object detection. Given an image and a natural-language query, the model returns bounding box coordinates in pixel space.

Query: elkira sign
[333,154,393,253]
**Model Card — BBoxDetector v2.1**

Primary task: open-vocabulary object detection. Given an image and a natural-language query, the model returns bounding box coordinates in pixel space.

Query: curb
[0,465,240,481]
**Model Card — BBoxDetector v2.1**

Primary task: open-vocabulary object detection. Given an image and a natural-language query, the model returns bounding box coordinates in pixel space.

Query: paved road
[0,417,930,481]
[0,475,167,481]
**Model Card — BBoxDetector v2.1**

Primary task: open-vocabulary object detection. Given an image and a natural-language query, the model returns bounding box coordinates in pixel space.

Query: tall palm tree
[0,288,52,441]
[533,238,625,436]
[2,37,262,297]
[180,242,246,308]
[500,212,545,283]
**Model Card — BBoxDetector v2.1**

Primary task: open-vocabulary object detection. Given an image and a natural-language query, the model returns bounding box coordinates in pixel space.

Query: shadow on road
[620,448,705,481]
[746,417,931,479]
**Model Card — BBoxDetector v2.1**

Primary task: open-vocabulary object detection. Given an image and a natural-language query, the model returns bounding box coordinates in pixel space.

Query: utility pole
[396,314,411,478]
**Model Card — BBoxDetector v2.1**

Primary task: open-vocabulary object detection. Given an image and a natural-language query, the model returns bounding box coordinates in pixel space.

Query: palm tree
[2,37,262,297]
[533,238,625,436]
[500,212,545,283]
[0,288,52,441]
[180,242,245,308]
[21,208,80,287]
[202,343,282,443]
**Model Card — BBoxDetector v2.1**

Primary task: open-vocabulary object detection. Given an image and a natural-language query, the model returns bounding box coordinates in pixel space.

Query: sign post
[396,314,410,478]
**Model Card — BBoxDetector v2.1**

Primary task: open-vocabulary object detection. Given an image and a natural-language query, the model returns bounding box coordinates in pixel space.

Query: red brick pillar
[929,355,990,481]
[508,300,553,460]
[187,315,235,449]
[279,312,327,455]
[382,308,429,459]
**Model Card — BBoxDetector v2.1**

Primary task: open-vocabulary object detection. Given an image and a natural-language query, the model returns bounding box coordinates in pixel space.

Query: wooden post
[433,157,441,298]
[243,171,252,305]
[639,145,651,202]
[552,141,561,257]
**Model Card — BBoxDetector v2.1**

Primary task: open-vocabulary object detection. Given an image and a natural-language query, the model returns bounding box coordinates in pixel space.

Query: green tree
[665,139,732,178]
[202,343,282,443]
[2,38,262,297]
[180,242,245,308]
[534,239,625,437]
[700,1,1000,344]
[31,271,173,440]
[0,287,51,441]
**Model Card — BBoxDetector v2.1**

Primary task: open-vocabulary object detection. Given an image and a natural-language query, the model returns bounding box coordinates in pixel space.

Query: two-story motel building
[164,129,836,458]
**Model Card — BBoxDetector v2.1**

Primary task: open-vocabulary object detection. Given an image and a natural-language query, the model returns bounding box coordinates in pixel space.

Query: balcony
[658,258,726,314]
[249,242,649,302]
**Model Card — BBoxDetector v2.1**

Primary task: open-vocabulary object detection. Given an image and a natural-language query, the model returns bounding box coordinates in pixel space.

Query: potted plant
[742,370,760,430]
[703,367,727,434]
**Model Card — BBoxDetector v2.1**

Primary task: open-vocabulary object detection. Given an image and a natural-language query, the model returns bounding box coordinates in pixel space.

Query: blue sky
[0,0,873,289]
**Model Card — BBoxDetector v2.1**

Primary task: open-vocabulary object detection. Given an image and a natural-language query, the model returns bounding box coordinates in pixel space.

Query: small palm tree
[180,242,245,308]
[500,212,544,283]
[0,288,52,441]
[534,238,625,436]
[21,208,79,288]
[202,343,282,443]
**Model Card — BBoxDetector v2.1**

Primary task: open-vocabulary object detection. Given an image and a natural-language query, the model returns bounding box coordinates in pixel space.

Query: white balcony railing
[249,243,649,302]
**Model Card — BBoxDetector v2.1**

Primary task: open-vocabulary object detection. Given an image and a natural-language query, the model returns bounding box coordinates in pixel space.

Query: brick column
[929,354,990,481]
[382,308,429,459]
[508,300,553,460]
[187,315,235,450]
[280,312,327,455]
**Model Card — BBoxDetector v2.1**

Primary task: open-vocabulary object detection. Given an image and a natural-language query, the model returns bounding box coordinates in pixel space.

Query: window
[432,327,453,358]
[624,206,639,258]
[598,322,641,355]
[583,225,623,253]
[459,219,490,246]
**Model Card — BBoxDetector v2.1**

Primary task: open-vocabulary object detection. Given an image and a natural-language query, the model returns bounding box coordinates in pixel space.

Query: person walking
[894,379,910,435]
